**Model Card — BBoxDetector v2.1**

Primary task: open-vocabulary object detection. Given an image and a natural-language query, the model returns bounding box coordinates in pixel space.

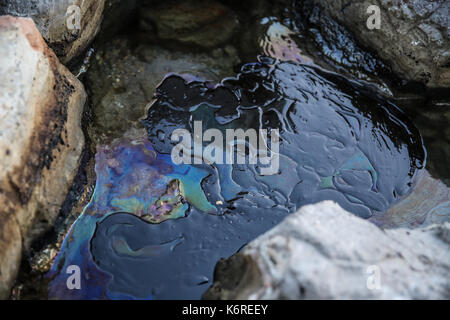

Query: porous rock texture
[204,201,450,299]
[0,0,105,63]
[0,16,85,298]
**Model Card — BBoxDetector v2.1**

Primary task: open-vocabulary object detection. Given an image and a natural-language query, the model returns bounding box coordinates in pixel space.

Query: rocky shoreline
[204,201,450,300]
[0,0,448,300]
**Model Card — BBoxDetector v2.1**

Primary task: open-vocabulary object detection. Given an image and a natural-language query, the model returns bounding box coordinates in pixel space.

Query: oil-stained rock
[0,0,105,63]
[0,16,85,298]
[301,0,450,88]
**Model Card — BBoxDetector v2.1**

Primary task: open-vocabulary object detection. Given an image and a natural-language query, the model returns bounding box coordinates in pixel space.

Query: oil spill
[144,59,426,219]
[48,59,427,300]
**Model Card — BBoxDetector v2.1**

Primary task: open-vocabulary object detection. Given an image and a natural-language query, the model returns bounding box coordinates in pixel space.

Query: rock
[0,0,105,63]
[404,102,450,187]
[86,37,240,142]
[139,0,239,48]
[204,201,450,299]
[0,213,21,299]
[0,16,85,298]
[302,0,450,88]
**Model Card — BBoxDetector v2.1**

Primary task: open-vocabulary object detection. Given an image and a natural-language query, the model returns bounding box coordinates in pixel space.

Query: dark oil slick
[144,59,425,218]
[48,59,426,299]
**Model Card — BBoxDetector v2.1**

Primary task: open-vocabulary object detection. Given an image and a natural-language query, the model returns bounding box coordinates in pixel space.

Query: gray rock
[0,0,105,63]
[204,201,450,299]
[303,0,450,88]
[0,16,85,298]
[85,38,240,142]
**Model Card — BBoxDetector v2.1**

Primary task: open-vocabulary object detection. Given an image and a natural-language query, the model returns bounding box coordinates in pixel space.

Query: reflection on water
[46,59,445,300]
[259,18,313,65]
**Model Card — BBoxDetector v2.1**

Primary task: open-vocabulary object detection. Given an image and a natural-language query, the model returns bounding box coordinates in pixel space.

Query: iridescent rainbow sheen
[47,136,215,299]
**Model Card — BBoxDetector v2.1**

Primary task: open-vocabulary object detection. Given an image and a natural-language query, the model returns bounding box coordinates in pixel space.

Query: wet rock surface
[302,0,450,88]
[0,16,85,298]
[404,103,450,187]
[0,0,105,63]
[204,201,450,300]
